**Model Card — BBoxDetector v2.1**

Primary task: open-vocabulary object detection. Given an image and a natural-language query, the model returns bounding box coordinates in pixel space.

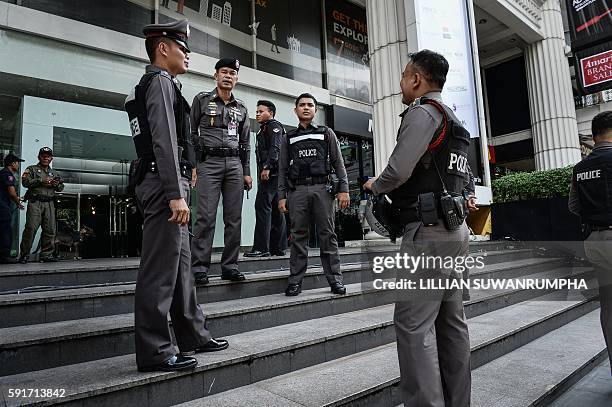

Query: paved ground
[549,359,612,407]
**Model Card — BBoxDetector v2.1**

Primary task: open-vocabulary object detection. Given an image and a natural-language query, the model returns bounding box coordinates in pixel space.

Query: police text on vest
[576,169,601,181]
[448,153,468,173]
[298,149,318,158]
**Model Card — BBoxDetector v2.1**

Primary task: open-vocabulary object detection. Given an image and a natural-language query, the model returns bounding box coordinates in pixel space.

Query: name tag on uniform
[228,121,237,136]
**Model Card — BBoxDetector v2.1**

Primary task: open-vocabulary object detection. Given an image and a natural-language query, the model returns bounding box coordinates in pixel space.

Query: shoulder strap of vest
[420,98,448,152]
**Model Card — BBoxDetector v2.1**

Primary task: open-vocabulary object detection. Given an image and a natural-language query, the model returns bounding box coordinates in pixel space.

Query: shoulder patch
[7,175,14,183]
[273,128,281,133]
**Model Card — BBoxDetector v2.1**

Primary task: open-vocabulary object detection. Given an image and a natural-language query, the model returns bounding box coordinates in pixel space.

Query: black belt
[202,147,239,159]
[146,161,192,180]
[29,195,54,203]
[294,176,328,185]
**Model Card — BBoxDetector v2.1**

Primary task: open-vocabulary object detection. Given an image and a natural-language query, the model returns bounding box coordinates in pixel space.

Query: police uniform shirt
[190,89,251,176]
[0,167,16,207]
[371,91,469,196]
[256,119,284,173]
[143,65,187,201]
[278,123,349,200]
[569,140,612,216]
[22,164,64,196]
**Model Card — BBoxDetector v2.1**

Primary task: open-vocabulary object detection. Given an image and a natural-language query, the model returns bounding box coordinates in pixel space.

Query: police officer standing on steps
[364,50,472,407]
[190,58,252,285]
[0,153,25,263]
[278,93,350,296]
[125,19,228,373]
[245,100,287,258]
[19,147,64,264]
[569,111,612,375]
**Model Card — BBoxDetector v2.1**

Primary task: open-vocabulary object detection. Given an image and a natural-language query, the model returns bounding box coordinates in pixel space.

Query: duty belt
[146,161,192,180]
[29,195,54,203]
[294,176,328,186]
[202,147,239,159]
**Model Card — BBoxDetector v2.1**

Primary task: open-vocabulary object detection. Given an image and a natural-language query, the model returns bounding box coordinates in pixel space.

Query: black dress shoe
[183,338,229,355]
[330,282,346,295]
[244,250,270,258]
[270,249,286,256]
[194,272,209,285]
[138,355,197,372]
[221,271,245,281]
[285,284,302,296]
[18,255,28,264]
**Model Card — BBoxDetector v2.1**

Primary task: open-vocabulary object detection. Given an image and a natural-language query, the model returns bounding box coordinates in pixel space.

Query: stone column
[366,0,410,173]
[525,0,581,170]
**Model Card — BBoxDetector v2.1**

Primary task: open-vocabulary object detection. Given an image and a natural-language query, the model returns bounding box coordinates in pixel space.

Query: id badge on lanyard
[228,121,237,136]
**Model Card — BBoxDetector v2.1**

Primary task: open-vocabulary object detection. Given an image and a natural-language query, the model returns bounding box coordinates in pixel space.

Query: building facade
[0,0,608,258]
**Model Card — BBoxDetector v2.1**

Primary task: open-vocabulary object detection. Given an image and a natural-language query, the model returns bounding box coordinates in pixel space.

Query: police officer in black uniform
[569,110,612,374]
[0,153,25,263]
[125,19,227,373]
[278,93,350,296]
[245,100,287,257]
[364,50,472,407]
[190,58,251,284]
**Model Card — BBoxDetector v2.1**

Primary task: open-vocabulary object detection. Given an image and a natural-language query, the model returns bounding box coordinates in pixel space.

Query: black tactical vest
[389,98,471,205]
[125,71,195,167]
[256,119,285,171]
[573,146,612,226]
[287,125,330,180]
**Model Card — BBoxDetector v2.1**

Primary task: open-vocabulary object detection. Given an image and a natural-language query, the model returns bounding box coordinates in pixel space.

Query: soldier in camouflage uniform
[19,147,64,263]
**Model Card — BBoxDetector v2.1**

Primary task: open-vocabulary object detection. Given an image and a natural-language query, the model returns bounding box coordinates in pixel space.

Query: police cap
[39,147,53,156]
[215,58,240,72]
[143,19,190,52]
[3,153,24,167]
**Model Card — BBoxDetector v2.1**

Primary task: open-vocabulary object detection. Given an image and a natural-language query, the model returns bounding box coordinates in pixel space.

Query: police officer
[19,147,64,264]
[245,100,287,257]
[364,50,472,407]
[190,58,251,284]
[0,153,25,263]
[125,19,227,373]
[569,110,612,374]
[278,93,350,296]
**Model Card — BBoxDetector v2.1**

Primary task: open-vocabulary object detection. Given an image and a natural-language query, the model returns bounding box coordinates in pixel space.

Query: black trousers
[0,206,11,257]
[252,176,287,253]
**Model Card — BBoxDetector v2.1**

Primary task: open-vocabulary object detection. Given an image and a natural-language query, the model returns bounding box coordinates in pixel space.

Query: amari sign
[566,0,611,93]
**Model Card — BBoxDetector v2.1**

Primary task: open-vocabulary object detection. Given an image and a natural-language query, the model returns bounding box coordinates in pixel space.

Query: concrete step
[2,265,590,376]
[171,301,603,407]
[0,246,534,293]
[0,290,599,406]
[0,256,566,329]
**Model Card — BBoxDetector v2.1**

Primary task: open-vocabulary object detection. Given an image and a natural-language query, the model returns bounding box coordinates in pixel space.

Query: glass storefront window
[325,0,370,103]
[9,0,155,38]
[0,95,22,257]
[158,0,254,68]
[253,0,324,87]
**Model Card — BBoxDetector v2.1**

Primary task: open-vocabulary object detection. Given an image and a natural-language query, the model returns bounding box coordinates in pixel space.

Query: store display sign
[325,0,370,103]
[413,0,480,138]
[566,0,612,50]
[576,40,612,93]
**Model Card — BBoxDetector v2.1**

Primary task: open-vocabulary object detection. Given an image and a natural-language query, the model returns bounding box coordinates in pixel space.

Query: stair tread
[0,290,597,405]
[0,256,563,305]
[175,309,605,407]
[0,266,592,348]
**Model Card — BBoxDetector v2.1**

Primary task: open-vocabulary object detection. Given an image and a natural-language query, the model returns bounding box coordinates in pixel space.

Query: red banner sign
[580,49,612,88]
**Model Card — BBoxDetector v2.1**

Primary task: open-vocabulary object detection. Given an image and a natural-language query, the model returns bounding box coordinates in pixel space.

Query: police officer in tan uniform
[569,111,612,374]
[125,19,228,373]
[364,50,472,407]
[190,58,252,284]
[19,147,64,263]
